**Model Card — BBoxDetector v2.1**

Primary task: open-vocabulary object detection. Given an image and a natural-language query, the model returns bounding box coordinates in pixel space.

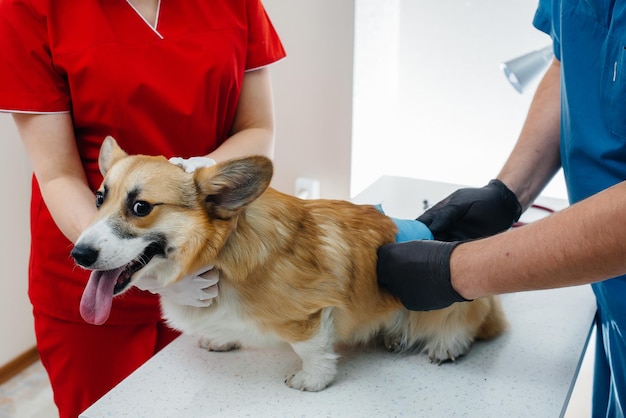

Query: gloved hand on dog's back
[377,240,470,311]
[418,179,522,241]
[134,266,219,308]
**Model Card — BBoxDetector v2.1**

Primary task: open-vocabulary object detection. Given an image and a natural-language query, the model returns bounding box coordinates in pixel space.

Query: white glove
[135,267,219,307]
[169,156,216,173]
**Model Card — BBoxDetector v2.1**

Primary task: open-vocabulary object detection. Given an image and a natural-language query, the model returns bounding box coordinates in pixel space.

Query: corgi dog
[72,136,507,392]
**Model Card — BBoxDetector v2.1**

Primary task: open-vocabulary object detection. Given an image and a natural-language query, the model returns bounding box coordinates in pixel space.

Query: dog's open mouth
[113,242,164,294]
[80,242,164,325]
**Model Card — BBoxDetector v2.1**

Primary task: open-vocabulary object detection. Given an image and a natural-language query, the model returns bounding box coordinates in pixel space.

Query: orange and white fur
[72,137,507,391]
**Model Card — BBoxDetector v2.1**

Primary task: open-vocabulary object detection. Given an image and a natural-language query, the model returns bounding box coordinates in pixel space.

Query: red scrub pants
[33,310,180,418]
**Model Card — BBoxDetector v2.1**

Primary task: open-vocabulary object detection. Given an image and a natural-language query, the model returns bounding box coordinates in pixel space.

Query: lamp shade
[501,45,554,93]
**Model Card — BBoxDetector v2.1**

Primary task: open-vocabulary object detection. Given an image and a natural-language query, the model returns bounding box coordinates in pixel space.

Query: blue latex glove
[375,204,434,242]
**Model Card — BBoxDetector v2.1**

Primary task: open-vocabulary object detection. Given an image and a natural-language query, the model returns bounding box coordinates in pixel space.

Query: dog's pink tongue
[80,267,124,325]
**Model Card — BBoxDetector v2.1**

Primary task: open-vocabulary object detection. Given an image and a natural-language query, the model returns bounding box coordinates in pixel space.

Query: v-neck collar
[124,0,164,39]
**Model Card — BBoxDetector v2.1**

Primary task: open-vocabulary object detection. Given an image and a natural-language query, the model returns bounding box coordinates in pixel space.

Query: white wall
[352,0,566,200]
[264,0,356,200]
[0,113,34,367]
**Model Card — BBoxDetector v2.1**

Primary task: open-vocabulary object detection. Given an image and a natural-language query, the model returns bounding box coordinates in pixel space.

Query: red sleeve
[0,0,70,113]
[245,0,286,71]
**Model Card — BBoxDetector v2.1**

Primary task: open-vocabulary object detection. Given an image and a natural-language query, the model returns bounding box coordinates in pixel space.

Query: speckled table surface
[80,177,596,418]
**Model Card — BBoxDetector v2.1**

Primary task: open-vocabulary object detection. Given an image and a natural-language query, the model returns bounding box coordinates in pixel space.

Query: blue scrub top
[534,1,626,416]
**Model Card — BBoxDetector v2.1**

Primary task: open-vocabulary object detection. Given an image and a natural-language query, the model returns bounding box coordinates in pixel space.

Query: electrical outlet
[295,177,320,199]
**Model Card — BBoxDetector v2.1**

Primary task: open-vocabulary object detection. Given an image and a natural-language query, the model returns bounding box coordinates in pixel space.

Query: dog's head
[72,136,273,324]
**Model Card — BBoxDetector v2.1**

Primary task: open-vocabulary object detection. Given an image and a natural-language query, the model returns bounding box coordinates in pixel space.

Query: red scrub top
[0,0,286,324]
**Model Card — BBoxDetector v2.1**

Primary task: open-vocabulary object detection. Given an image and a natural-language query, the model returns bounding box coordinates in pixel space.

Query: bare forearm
[13,112,97,243]
[39,177,97,243]
[209,127,274,162]
[208,68,275,162]
[497,58,562,210]
[451,181,626,299]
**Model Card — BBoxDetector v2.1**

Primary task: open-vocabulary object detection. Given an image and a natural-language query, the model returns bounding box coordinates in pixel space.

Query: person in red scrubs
[0,1,285,417]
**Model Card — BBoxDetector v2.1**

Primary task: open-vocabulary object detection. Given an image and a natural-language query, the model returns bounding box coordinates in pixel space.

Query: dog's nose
[71,245,100,267]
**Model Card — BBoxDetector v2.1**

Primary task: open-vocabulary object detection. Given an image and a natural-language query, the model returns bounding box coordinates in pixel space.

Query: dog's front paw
[198,337,241,352]
[285,370,333,392]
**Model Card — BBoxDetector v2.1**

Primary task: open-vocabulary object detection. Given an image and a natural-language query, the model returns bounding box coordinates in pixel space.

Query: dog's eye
[132,200,153,217]
[95,191,104,208]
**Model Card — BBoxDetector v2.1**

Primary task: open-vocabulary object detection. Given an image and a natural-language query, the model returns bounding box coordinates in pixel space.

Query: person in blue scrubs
[376,1,626,416]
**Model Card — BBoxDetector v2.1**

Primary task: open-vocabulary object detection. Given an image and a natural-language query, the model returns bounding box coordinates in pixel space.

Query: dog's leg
[384,309,476,363]
[423,297,508,363]
[285,308,338,392]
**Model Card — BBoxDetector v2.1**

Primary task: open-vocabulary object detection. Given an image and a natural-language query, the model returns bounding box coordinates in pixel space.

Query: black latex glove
[377,240,470,311]
[418,179,522,241]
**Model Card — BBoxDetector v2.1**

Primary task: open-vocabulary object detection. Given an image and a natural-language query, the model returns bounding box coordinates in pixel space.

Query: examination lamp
[501,45,553,93]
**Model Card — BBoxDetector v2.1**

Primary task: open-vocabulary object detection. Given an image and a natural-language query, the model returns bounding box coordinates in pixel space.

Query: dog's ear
[194,156,273,219]
[98,136,129,176]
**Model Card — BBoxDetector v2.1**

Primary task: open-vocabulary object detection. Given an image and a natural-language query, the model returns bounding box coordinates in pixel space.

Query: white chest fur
[159,284,286,351]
